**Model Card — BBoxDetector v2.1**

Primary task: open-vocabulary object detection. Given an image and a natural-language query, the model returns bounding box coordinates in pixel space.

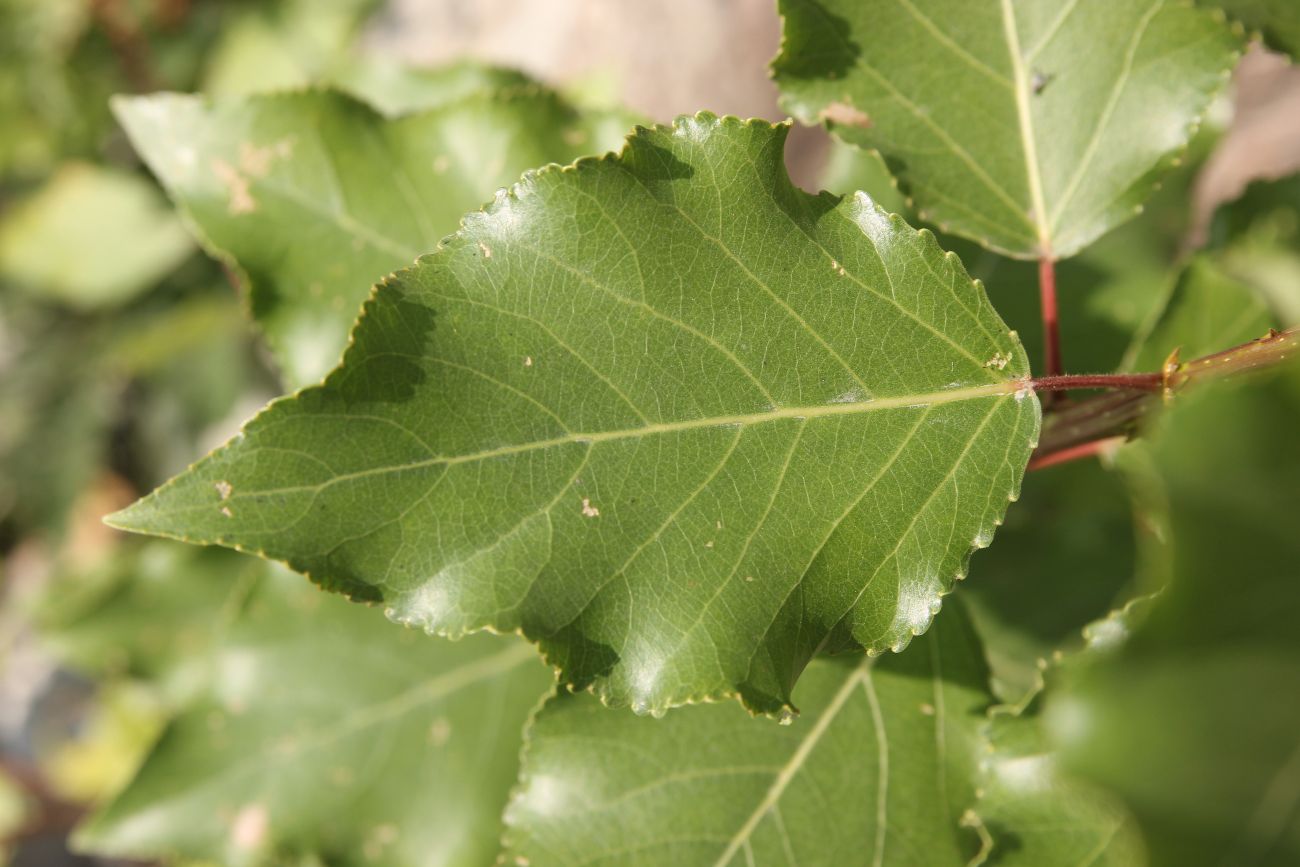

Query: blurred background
[1,1,1299,864]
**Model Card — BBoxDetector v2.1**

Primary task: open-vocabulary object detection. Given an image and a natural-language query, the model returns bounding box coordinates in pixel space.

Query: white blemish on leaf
[581,498,600,518]
[212,159,255,215]
[984,352,1010,370]
[920,702,936,716]
[818,101,872,128]
[704,540,714,549]
[524,356,533,367]
[830,389,863,404]
[831,259,847,277]
[744,575,755,583]
[221,506,233,518]
[215,480,233,499]
[231,804,268,851]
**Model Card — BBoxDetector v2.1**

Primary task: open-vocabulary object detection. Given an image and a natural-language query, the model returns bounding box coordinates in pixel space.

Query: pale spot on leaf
[231,804,268,851]
[581,498,600,518]
[817,101,872,128]
[212,159,255,215]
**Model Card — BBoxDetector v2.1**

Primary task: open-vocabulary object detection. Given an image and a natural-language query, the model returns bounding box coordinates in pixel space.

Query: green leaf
[504,606,991,866]
[0,162,193,309]
[963,460,1138,705]
[1048,364,1300,865]
[1126,255,1273,373]
[36,541,263,695]
[773,0,1241,259]
[971,690,1146,866]
[1205,0,1300,55]
[75,546,551,867]
[1208,174,1300,327]
[112,82,635,386]
[108,116,1039,715]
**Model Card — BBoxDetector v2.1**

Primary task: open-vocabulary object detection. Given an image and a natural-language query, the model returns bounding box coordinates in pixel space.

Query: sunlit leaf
[113,81,635,385]
[774,0,1241,258]
[107,116,1039,715]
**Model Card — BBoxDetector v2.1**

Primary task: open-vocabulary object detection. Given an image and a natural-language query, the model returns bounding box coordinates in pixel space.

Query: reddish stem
[1038,257,1062,381]
[1028,327,1297,469]
[1031,372,1164,393]
[1027,436,1124,471]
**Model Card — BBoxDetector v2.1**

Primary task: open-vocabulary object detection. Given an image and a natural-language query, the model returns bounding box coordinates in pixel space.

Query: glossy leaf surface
[75,545,551,867]
[109,117,1039,715]
[113,83,633,385]
[774,0,1240,258]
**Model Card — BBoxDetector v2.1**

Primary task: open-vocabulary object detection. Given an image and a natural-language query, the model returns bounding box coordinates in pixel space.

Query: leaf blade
[112,82,636,385]
[773,0,1242,258]
[110,115,1039,714]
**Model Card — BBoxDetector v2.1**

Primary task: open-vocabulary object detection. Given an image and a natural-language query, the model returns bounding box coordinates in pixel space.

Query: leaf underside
[110,115,1039,716]
[113,84,635,386]
[773,0,1241,259]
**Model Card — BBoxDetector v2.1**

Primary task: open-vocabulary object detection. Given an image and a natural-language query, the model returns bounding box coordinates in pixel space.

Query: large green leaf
[107,116,1039,715]
[74,545,551,867]
[773,0,1240,259]
[1048,365,1300,865]
[504,606,991,866]
[112,82,634,386]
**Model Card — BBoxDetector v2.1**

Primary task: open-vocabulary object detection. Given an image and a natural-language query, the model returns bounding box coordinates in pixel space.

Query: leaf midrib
[130,381,1023,513]
[999,0,1052,255]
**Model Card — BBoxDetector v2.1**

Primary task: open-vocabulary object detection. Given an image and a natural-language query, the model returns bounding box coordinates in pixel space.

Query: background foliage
[1,1,1298,866]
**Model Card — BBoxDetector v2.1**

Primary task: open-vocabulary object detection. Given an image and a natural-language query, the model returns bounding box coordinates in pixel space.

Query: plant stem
[1027,436,1125,471]
[1031,372,1163,393]
[1038,256,1062,385]
[1029,326,1298,469]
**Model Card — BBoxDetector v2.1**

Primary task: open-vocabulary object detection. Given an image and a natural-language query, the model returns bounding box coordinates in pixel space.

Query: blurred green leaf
[1126,255,1273,373]
[963,459,1137,704]
[1205,0,1300,55]
[75,546,552,867]
[1048,364,1300,866]
[0,163,192,309]
[200,0,380,98]
[773,0,1240,259]
[1208,173,1300,327]
[972,693,1146,867]
[107,116,1038,715]
[37,542,261,698]
[114,77,637,386]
